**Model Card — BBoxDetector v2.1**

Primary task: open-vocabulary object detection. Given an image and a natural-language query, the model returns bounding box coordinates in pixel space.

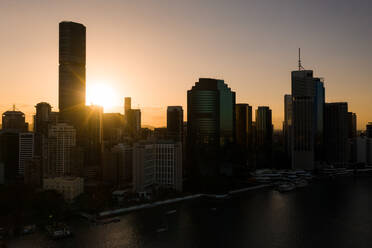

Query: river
[8,176,372,248]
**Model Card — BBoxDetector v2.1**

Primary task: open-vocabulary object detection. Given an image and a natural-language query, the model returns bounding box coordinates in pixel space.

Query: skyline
[1,0,371,129]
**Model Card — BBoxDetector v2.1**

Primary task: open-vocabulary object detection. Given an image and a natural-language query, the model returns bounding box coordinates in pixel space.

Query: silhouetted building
[347,112,357,163]
[324,102,349,166]
[102,143,132,187]
[347,112,357,139]
[187,78,235,189]
[255,106,273,168]
[291,70,325,170]
[235,104,252,149]
[84,105,103,168]
[34,102,52,135]
[103,113,125,148]
[0,131,19,183]
[367,122,372,138]
[283,95,293,161]
[24,156,42,187]
[58,21,86,140]
[126,109,141,137]
[46,123,76,177]
[167,106,184,142]
[124,97,131,116]
[154,128,167,140]
[356,136,372,165]
[18,132,34,175]
[2,109,28,132]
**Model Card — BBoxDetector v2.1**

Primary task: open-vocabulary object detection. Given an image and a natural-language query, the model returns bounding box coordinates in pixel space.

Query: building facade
[324,102,349,166]
[291,70,325,170]
[187,78,235,180]
[167,106,184,142]
[18,132,34,175]
[46,123,76,177]
[43,177,84,202]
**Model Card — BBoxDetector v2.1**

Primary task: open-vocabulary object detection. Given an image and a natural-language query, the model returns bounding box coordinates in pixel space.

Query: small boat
[22,225,36,235]
[295,179,308,188]
[277,183,296,192]
[46,223,72,239]
[166,210,177,215]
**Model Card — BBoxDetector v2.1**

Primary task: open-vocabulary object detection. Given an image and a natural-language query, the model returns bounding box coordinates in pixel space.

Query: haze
[0,0,371,129]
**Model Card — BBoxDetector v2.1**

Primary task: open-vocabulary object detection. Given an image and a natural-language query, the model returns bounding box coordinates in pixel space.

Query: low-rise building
[43,177,84,202]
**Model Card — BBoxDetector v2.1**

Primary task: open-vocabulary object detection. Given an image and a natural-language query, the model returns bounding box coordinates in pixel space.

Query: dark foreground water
[9,177,372,248]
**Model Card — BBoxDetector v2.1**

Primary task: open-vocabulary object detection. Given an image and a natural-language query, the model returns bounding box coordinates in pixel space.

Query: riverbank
[82,184,271,219]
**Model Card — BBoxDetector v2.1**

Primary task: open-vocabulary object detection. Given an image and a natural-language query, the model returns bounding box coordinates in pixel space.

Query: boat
[166,210,177,215]
[277,183,296,192]
[22,225,36,235]
[46,223,72,239]
[295,179,308,188]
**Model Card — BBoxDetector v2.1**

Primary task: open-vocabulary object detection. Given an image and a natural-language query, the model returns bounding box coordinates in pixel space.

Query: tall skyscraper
[124,97,131,116]
[291,69,325,170]
[18,132,34,175]
[46,123,76,177]
[235,104,252,149]
[58,21,86,130]
[187,78,235,182]
[167,106,184,142]
[324,102,349,166]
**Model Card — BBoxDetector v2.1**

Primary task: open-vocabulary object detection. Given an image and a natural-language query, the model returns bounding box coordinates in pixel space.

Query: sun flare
[86,82,117,110]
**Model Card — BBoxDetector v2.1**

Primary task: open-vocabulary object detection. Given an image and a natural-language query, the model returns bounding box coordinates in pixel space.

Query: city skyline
[0,0,371,129]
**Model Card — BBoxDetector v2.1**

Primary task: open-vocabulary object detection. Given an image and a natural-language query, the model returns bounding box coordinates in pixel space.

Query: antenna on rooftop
[298,48,304,71]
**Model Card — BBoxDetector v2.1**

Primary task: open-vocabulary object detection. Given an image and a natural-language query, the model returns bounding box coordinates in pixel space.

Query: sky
[0,0,371,129]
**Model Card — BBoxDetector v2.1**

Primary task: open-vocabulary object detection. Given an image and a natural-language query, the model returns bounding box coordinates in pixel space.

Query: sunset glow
[86,82,118,110]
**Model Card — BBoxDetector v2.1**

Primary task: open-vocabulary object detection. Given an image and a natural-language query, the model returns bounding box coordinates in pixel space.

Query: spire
[298,48,304,71]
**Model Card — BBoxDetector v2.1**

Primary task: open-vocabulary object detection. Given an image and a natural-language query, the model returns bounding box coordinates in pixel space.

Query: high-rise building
[132,142,155,193]
[367,122,372,138]
[347,112,357,139]
[324,102,349,166]
[255,106,273,147]
[187,78,235,181]
[124,97,131,116]
[102,143,132,187]
[291,69,325,170]
[103,113,125,148]
[167,106,184,142]
[283,95,293,160]
[18,132,34,175]
[235,104,252,149]
[46,123,76,177]
[133,140,182,193]
[34,102,52,135]
[58,21,86,135]
[126,109,141,137]
[255,106,273,168]
[2,109,28,132]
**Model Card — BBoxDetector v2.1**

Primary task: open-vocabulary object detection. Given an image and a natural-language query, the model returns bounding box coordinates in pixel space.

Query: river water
[8,176,372,248]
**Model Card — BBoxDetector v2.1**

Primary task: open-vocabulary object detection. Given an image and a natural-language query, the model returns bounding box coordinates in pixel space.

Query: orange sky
[0,0,371,130]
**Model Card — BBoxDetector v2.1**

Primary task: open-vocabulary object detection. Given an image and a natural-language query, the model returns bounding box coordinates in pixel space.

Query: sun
[86,82,117,110]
